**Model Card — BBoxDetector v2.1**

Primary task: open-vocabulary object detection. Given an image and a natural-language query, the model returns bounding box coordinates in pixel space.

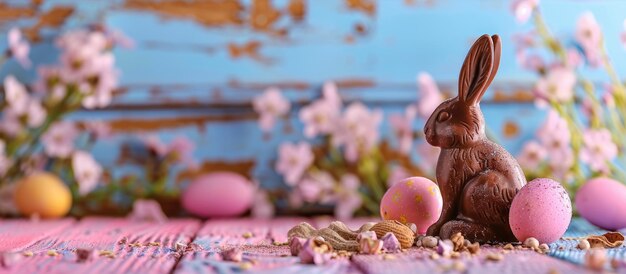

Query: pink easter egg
[576,177,626,230]
[380,177,443,234]
[182,172,254,218]
[509,178,572,243]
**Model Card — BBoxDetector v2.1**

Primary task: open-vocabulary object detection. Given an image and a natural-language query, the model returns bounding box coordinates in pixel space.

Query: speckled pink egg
[380,177,443,234]
[576,177,626,230]
[182,172,254,218]
[509,178,572,243]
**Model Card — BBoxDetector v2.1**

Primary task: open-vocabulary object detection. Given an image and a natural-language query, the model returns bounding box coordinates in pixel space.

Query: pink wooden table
[0,218,607,273]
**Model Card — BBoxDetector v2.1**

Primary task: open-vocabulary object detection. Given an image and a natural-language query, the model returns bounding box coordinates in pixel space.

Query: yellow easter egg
[14,172,72,218]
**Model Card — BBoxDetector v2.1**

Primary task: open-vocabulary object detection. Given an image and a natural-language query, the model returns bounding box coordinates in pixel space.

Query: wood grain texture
[0,217,200,274]
[0,219,74,252]
[174,218,359,274]
[0,218,618,274]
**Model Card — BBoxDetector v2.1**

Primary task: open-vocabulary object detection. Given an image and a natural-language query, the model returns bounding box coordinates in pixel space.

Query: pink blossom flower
[0,109,23,137]
[416,73,443,119]
[26,100,46,128]
[142,135,168,156]
[535,66,576,103]
[566,48,583,68]
[387,166,410,188]
[322,82,342,108]
[416,141,440,175]
[537,110,570,153]
[4,75,30,115]
[251,190,274,218]
[72,150,103,195]
[7,27,30,68]
[517,51,545,71]
[548,147,574,180]
[335,174,362,220]
[128,199,167,223]
[333,102,382,162]
[299,99,340,138]
[298,177,323,203]
[168,136,195,164]
[516,141,547,170]
[299,82,343,138]
[253,87,290,132]
[54,30,118,109]
[389,105,417,155]
[511,0,539,23]
[275,142,314,186]
[298,171,335,204]
[42,122,78,158]
[580,128,617,174]
[575,12,603,67]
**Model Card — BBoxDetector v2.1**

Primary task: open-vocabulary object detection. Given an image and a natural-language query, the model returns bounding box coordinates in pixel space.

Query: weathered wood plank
[0,218,74,252]
[174,218,359,274]
[351,248,594,274]
[0,217,200,274]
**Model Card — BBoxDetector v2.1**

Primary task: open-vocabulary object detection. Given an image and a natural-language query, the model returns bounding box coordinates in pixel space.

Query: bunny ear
[458,34,494,105]
[485,35,501,88]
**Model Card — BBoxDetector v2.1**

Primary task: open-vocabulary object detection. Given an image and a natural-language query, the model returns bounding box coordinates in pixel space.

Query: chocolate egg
[14,172,72,218]
[509,178,572,243]
[380,177,443,234]
[576,177,626,230]
[181,172,254,218]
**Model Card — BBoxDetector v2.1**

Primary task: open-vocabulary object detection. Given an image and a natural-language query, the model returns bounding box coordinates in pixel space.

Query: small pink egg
[380,177,443,234]
[576,177,626,230]
[182,172,254,218]
[509,178,572,243]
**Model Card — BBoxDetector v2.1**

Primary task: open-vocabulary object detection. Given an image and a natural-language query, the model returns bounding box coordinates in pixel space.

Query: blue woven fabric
[548,218,625,269]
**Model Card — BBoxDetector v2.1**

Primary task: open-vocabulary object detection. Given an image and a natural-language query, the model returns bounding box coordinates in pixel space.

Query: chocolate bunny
[424,34,526,243]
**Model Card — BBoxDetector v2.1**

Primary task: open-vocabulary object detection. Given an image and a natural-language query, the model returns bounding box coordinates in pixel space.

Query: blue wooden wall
[1,0,626,188]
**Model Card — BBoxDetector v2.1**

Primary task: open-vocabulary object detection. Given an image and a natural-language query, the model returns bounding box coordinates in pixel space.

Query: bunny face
[424,34,501,149]
[424,98,485,149]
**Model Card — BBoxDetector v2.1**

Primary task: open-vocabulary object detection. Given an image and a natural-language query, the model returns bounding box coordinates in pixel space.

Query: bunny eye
[437,111,450,122]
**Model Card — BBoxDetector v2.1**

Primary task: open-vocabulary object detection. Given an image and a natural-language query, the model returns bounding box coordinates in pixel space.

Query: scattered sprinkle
[47,250,59,257]
[539,243,549,253]
[22,251,33,257]
[467,242,480,254]
[175,241,187,253]
[239,261,253,270]
[382,254,396,260]
[429,253,440,260]
[242,232,253,239]
[523,237,539,249]
[578,239,591,250]
[76,248,96,263]
[422,236,438,248]
[118,237,128,245]
[148,242,161,246]
[485,253,503,261]
[221,248,243,262]
[503,243,514,250]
